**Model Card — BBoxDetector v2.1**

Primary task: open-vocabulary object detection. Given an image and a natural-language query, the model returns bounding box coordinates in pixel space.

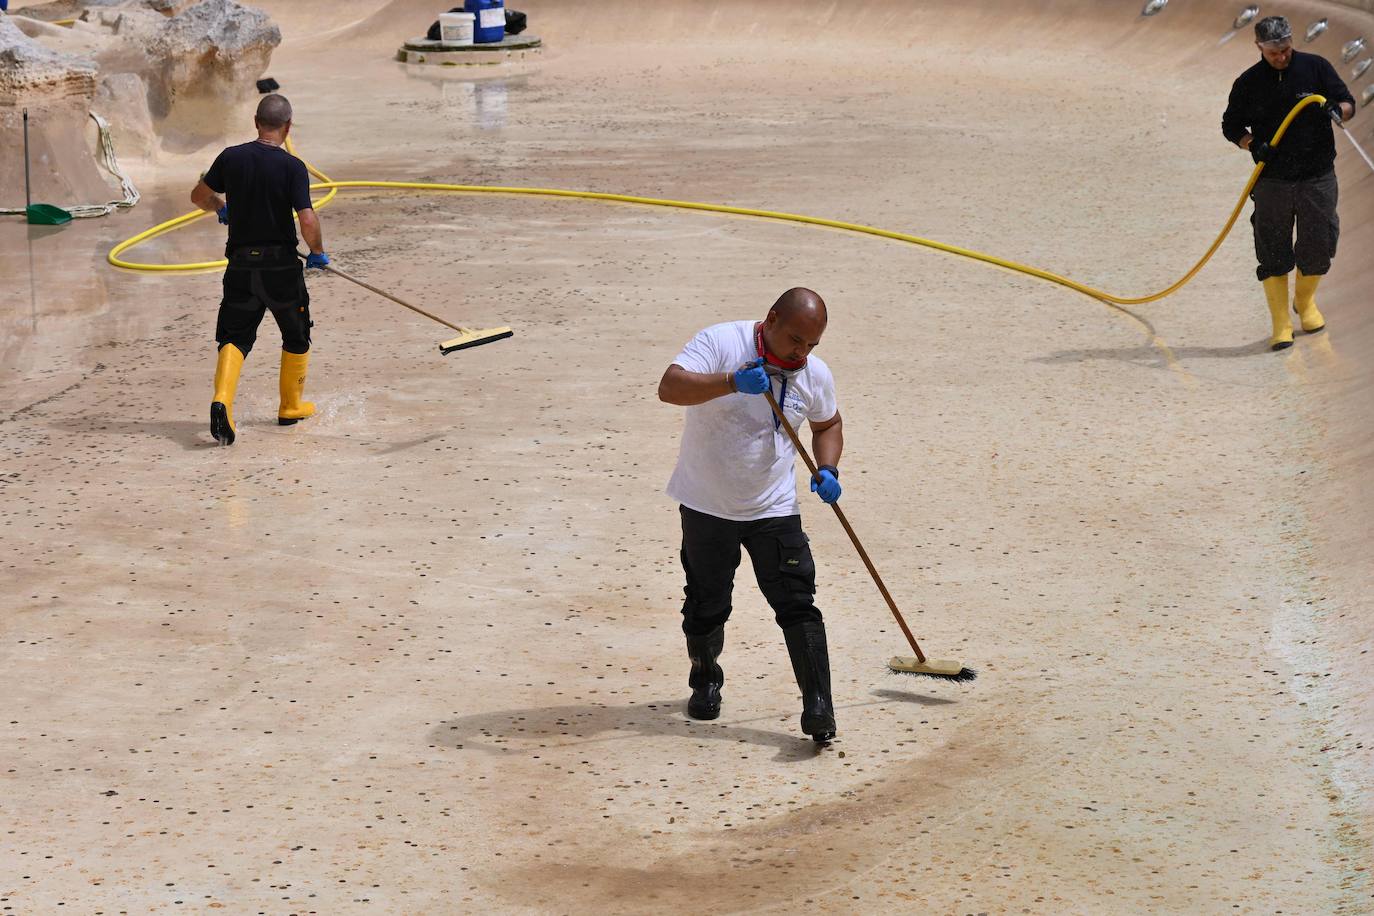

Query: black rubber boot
[783,620,836,742]
[685,625,724,720]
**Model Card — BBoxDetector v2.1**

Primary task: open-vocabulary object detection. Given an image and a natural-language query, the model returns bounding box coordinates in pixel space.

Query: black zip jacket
[1222,50,1355,181]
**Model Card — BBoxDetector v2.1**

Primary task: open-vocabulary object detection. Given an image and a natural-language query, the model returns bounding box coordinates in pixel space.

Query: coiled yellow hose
[107,96,1326,307]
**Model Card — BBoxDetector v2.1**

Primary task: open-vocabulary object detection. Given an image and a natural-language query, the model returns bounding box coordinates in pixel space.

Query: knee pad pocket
[778,532,816,595]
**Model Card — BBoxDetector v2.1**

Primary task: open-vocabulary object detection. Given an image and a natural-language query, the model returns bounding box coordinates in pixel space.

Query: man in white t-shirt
[658,288,844,743]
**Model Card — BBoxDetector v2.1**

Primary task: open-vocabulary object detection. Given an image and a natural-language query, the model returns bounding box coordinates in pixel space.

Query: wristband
[818,464,839,479]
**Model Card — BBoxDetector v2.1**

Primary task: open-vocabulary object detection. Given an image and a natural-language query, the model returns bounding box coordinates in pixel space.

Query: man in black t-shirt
[191,93,331,446]
[1222,16,1355,351]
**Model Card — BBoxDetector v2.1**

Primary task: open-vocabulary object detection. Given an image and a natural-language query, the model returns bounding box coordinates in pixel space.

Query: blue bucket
[464,0,505,43]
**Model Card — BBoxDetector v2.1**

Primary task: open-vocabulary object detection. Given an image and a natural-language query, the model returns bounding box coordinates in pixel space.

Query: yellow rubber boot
[277,349,316,425]
[1293,271,1326,333]
[1262,275,1293,351]
[210,344,245,445]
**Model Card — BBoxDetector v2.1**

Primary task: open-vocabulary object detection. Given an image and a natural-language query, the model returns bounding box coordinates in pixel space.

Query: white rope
[2,111,140,218]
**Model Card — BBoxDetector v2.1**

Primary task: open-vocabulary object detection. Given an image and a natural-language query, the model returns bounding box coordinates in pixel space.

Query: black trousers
[215,246,312,356]
[678,505,822,636]
[1250,169,1339,281]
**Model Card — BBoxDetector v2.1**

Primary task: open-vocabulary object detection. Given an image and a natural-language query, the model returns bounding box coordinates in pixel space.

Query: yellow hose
[107,97,1326,307]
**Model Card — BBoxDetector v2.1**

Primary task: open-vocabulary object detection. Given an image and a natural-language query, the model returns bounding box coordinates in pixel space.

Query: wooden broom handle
[309,258,470,335]
[764,388,927,664]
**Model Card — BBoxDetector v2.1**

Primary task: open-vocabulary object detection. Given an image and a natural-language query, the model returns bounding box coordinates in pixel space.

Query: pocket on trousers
[221,268,255,305]
[261,265,307,305]
[778,531,816,595]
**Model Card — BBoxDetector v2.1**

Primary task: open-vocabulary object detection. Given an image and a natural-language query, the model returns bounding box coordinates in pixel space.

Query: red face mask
[755,322,807,372]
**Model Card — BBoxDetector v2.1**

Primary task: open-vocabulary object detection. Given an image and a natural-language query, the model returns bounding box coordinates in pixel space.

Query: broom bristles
[888,666,978,683]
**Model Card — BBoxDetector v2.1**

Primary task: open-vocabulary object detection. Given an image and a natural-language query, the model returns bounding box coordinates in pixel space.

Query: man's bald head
[255,94,293,130]
[760,287,828,366]
[769,287,827,326]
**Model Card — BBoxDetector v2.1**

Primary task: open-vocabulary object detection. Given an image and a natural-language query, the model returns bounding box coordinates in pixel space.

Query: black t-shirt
[1221,51,1356,181]
[203,141,314,254]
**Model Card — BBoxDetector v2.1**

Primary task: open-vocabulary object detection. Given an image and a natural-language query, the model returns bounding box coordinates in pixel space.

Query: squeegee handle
[309,257,471,335]
[763,388,927,664]
[1335,118,1374,173]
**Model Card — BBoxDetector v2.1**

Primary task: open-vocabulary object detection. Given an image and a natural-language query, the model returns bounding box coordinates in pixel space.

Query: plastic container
[464,0,505,43]
[438,11,474,45]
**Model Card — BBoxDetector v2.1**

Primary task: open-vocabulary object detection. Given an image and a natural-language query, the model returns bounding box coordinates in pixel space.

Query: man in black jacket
[1222,16,1355,351]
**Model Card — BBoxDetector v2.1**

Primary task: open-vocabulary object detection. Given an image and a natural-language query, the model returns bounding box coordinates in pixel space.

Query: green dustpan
[26,203,72,225]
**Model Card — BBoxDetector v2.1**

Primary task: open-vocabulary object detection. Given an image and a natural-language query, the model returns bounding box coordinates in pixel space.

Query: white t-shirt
[666,320,839,521]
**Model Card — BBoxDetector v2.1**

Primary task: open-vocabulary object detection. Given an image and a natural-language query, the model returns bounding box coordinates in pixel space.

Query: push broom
[303,256,512,354]
[763,388,976,682]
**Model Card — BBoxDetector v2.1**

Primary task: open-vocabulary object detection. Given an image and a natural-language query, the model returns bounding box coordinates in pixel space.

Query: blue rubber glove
[732,357,768,395]
[810,466,841,504]
[305,252,331,269]
[216,204,228,225]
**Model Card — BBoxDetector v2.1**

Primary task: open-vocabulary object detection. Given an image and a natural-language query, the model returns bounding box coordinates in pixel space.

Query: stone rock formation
[3,0,280,163]
[143,1,282,148]
[0,17,109,210]
[0,15,96,104]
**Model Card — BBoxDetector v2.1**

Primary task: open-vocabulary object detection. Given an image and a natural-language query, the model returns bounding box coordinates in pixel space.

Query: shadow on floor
[50,417,210,450]
[428,689,957,763]
[1032,336,1275,368]
[49,417,449,454]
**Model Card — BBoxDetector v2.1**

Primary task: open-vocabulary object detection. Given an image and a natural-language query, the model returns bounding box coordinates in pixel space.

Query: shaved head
[255,94,293,129]
[769,287,827,326]
[760,287,828,366]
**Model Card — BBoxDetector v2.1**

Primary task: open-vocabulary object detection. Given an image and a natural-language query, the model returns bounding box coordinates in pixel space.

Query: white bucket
[439,11,475,45]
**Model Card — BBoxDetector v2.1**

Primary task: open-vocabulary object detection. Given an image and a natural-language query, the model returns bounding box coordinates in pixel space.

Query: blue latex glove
[216,204,228,225]
[732,357,768,395]
[810,466,841,504]
[305,252,331,269]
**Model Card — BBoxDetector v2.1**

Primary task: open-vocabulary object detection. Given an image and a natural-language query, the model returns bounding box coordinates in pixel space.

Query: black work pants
[215,246,312,356]
[678,505,822,636]
[1250,169,1339,281]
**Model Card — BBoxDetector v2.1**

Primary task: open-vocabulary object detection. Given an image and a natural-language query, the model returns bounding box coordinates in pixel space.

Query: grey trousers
[1249,169,1339,281]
